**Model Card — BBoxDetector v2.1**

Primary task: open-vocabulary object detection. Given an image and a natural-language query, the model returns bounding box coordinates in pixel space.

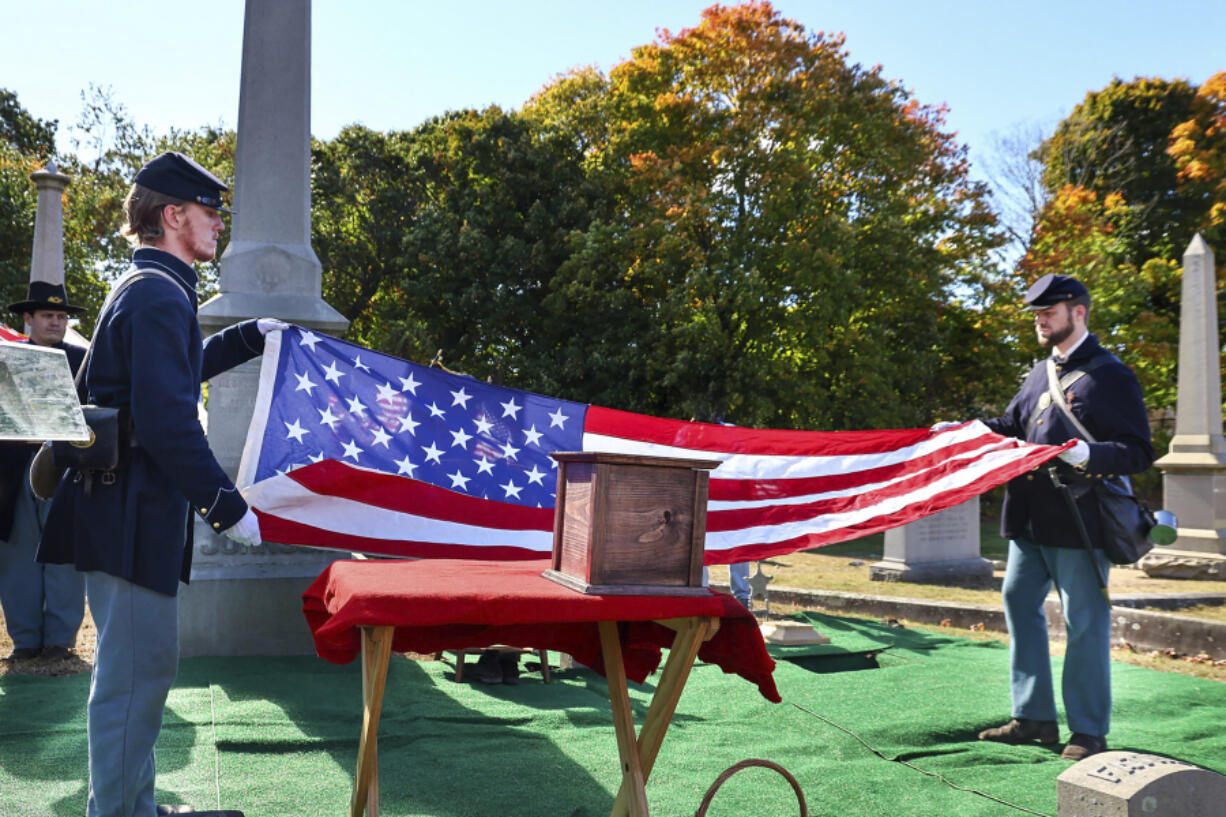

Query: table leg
[598,621,650,817]
[608,617,718,817]
[351,625,394,817]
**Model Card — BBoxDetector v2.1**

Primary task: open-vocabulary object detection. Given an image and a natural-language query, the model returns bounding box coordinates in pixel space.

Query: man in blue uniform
[38,152,285,817]
[973,274,1152,761]
[0,282,87,660]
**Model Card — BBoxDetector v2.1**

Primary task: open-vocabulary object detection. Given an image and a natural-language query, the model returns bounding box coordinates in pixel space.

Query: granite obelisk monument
[27,162,71,296]
[1147,234,1226,578]
[180,0,349,656]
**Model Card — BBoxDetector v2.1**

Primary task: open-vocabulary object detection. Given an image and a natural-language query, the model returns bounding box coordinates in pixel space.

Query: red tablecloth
[303,558,780,702]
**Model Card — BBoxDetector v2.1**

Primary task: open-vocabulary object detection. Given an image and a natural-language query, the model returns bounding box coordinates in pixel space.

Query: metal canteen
[1149,510,1178,546]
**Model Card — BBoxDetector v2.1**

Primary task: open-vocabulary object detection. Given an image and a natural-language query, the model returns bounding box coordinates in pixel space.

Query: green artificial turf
[2,612,1224,817]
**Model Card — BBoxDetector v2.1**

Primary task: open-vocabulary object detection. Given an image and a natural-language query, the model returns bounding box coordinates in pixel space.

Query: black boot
[470,650,504,684]
[977,718,1059,745]
[498,652,520,685]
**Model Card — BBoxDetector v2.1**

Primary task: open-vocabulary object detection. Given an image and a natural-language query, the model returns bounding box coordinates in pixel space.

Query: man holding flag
[38,152,285,817]
[971,274,1153,762]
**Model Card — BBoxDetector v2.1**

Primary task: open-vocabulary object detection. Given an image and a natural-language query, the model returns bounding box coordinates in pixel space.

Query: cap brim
[8,301,86,315]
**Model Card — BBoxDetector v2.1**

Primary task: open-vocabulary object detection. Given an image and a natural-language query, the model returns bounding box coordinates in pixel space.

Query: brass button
[1027,475,1034,481]
[213,522,221,529]
[199,507,207,514]
[1036,419,1043,425]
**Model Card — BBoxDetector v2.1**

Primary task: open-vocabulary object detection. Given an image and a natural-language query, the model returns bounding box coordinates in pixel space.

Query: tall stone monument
[28,162,71,295]
[1146,235,1226,579]
[180,0,350,656]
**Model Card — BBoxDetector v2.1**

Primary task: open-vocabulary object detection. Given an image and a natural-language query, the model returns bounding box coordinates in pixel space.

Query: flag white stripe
[707,439,1014,510]
[704,443,1033,551]
[580,421,999,480]
[236,329,283,489]
[247,473,554,550]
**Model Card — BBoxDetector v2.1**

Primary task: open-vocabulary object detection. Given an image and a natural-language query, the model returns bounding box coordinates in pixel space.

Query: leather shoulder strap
[74,269,192,389]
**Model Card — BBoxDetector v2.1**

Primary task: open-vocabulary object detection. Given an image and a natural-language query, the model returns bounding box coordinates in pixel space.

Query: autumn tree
[1026,73,1226,421]
[524,2,1007,428]
[1167,71,1226,245]
[1042,77,1200,260]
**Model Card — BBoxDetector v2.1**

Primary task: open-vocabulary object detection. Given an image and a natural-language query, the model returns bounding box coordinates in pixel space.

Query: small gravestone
[1057,751,1226,817]
[747,562,772,618]
[869,497,994,585]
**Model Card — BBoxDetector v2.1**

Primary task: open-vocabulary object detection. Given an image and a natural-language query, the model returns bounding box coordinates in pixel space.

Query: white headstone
[869,497,994,584]
[1057,751,1226,817]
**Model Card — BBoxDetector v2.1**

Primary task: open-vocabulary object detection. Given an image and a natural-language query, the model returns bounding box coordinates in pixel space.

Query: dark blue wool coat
[984,334,1153,551]
[38,248,265,595]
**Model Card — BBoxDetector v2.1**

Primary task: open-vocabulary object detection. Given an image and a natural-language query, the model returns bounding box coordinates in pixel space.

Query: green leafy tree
[0,88,55,157]
[1020,185,1180,411]
[0,143,42,315]
[0,90,57,315]
[524,1,1008,428]
[313,110,603,387]
[1041,77,1200,260]
[51,86,238,333]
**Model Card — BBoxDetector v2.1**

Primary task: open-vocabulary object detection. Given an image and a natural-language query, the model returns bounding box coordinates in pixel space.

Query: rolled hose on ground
[694,757,807,816]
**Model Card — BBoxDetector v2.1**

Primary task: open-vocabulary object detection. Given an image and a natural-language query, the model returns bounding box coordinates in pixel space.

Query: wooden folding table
[301,558,780,817]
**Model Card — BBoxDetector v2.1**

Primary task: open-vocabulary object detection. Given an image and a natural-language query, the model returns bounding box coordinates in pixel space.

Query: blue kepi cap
[133,151,233,213]
[1023,273,1089,311]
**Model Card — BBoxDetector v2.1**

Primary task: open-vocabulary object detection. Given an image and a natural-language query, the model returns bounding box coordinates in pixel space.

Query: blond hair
[121,184,186,246]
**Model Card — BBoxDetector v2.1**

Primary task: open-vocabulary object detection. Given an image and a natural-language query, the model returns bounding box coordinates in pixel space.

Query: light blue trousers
[85,571,179,817]
[703,562,752,607]
[0,475,84,650]
[728,562,751,606]
[1002,536,1112,737]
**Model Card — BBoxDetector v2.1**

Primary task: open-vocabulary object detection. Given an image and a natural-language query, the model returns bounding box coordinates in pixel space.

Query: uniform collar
[132,247,199,303]
[1052,330,1090,364]
[1056,333,1101,365]
[133,247,198,288]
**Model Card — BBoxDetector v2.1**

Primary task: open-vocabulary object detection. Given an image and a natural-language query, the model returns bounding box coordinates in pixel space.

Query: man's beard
[1038,322,1074,349]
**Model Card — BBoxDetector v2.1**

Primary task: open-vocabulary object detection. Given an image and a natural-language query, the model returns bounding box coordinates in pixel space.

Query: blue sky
[4,0,1223,182]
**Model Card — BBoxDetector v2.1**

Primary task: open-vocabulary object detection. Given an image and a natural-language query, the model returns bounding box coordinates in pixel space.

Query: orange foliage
[1167,71,1226,238]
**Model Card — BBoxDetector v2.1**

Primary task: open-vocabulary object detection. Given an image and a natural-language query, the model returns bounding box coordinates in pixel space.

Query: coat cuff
[236,319,265,356]
[196,485,248,534]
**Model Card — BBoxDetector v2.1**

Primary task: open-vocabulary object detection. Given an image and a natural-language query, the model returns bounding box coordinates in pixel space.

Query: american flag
[0,323,26,341]
[238,327,1067,563]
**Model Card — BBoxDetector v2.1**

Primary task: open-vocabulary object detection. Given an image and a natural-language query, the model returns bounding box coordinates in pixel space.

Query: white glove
[224,509,262,547]
[1058,439,1090,468]
[257,318,290,336]
[930,421,961,432]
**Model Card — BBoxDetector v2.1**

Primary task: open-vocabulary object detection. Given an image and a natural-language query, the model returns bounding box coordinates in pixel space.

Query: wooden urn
[543,451,722,595]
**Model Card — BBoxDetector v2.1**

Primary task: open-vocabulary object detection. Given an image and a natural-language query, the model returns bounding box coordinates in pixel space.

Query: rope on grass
[694,758,807,817]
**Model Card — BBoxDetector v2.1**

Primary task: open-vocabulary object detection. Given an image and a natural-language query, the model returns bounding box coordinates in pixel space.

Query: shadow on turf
[173,654,677,817]
[0,672,204,816]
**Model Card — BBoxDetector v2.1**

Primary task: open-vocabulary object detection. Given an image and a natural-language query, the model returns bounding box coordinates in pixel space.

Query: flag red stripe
[706,434,1013,500]
[585,405,934,456]
[287,460,554,530]
[705,442,1054,531]
[705,474,1016,564]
